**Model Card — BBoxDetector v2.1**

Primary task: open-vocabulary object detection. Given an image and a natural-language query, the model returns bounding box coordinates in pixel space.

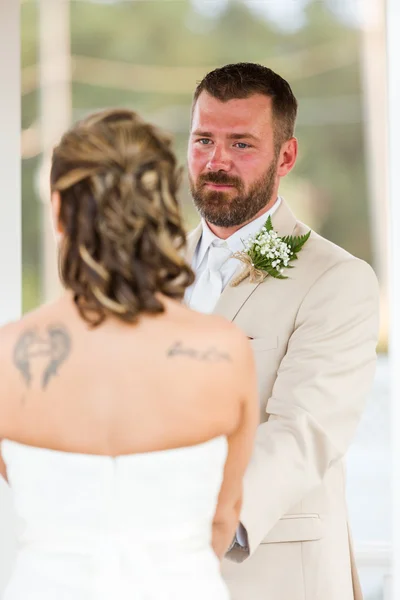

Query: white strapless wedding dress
[1,436,230,600]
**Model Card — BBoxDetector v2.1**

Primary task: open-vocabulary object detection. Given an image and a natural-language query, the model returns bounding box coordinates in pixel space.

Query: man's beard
[189,158,279,228]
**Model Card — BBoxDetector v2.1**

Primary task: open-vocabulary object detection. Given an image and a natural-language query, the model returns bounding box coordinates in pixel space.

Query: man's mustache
[197,172,243,188]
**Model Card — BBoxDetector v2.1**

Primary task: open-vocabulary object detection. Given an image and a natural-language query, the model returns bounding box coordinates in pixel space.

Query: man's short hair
[193,62,298,147]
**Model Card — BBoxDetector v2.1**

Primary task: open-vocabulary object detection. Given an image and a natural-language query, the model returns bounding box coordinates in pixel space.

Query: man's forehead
[192,92,273,132]
[195,91,272,111]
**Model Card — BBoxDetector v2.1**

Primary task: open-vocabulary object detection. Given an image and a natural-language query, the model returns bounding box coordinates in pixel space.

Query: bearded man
[185,62,380,600]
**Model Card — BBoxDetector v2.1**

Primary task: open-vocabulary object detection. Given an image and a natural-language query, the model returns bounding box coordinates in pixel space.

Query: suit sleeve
[226,258,380,562]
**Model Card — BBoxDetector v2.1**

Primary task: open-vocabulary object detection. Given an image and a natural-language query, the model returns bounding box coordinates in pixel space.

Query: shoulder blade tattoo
[167,341,232,363]
[13,324,71,390]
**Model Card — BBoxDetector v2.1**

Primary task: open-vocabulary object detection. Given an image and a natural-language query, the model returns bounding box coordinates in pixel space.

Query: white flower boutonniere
[230,216,311,287]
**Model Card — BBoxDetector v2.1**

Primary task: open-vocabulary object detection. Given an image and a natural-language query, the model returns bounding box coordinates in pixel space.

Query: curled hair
[50,108,194,326]
[193,62,298,148]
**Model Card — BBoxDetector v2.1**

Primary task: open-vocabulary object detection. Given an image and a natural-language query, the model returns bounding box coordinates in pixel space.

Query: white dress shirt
[185,197,281,312]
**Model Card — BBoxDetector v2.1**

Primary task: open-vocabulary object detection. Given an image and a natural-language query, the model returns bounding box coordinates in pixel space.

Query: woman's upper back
[0,293,249,457]
[0,107,255,467]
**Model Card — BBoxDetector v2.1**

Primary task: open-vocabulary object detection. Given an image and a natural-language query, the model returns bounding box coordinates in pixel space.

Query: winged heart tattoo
[13,325,71,390]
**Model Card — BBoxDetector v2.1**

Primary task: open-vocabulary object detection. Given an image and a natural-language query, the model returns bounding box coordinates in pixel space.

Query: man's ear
[277,137,298,178]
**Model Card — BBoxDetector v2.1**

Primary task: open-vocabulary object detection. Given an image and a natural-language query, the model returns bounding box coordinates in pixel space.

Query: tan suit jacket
[186,200,380,600]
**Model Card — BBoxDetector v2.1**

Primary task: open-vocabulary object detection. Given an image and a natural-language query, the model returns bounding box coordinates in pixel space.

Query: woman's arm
[211,336,258,560]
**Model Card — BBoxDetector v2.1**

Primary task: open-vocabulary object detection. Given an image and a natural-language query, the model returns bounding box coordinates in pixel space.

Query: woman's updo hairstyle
[50,108,194,326]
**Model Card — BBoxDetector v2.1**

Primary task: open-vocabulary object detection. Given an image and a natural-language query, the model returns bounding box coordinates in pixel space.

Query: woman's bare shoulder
[175,307,253,367]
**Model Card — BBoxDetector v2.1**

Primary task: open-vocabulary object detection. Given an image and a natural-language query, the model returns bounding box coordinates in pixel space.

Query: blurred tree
[21,0,373,312]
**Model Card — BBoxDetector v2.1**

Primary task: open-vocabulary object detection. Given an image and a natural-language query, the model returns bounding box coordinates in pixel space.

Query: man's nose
[206,145,231,172]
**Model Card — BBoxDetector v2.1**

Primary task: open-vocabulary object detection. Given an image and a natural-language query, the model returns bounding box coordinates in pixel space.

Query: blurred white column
[0,4,21,598]
[38,0,72,302]
[387,1,400,599]
[0,0,21,325]
[360,0,389,345]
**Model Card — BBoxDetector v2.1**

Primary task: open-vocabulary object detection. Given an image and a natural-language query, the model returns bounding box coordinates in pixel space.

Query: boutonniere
[230,216,311,287]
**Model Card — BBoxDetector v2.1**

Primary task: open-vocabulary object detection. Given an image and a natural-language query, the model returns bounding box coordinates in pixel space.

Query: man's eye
[235,142,251,149]
[197,139,212,145]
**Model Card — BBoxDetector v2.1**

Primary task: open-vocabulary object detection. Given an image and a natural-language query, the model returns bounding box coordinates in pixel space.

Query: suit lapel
[213,275,260,321]
[213,200,299,322]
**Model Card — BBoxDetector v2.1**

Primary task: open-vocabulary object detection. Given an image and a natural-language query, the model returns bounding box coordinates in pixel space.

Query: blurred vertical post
[387,0,400,599]
[360,0,388,347]
[38,0,72,302]
[0,0,21,326]
[0,4,20,597]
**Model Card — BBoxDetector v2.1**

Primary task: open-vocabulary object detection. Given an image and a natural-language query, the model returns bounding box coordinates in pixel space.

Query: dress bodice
[1,436,229,600]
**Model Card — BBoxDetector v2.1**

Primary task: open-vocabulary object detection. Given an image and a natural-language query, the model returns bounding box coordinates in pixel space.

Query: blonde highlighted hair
[50,108,194,326]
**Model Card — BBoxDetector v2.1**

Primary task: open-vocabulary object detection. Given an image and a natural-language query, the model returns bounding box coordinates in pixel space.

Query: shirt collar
[196,196,282,268]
